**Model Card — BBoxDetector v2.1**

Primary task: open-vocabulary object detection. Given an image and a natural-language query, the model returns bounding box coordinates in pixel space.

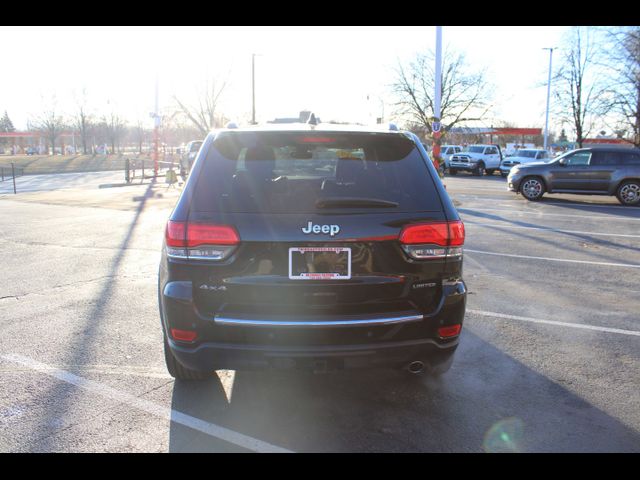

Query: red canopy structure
[490,128,542,136]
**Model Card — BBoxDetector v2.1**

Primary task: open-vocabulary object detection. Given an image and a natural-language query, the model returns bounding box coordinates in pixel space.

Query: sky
[0,26,571,134]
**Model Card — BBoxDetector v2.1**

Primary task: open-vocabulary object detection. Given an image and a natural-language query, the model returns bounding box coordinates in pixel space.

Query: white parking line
[468,309,640,337]
[542,202,635,210]
[453,193,634,209]
[464,222,640,238]
[459,207,640,221]
[0,354,292,453]
[465,249,640,269]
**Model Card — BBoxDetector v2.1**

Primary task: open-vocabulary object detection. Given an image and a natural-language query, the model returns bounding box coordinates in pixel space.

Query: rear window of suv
[191,131,441,213]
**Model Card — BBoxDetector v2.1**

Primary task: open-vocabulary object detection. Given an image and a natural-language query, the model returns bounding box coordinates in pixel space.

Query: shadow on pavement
[28,182,156,451]
[461,208,640,259]
[168,330,640,452]
[537,196,640,215]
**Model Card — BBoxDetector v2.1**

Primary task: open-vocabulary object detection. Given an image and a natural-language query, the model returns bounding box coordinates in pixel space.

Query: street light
[366,93,384,124]
[251,53,263,125]
[543,47,556,151]
[432,26,443,172]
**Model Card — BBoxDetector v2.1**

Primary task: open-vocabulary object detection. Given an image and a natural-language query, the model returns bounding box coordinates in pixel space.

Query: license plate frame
[288,247,351,280]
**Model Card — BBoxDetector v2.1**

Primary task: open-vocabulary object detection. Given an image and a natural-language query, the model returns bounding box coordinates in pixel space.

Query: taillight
[399,221,464,260]
[170,328,198,342]
[165,221,239,260]
[438,324,462,338]
[186,223,239,247]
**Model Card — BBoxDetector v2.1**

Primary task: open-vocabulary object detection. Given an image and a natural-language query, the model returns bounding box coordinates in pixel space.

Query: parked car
[159,123,467,379]
[180,140,203,175]
[449,144,503,176]
[499,149,551,177]
[507,146,640,205]
[440,145,464,170]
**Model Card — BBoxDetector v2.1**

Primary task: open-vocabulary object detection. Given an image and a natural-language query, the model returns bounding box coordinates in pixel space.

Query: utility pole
[251,54,256,125]
[432,26,443,172]
[251,53,263,125]
[543,47,555,151]
[152,75,160,179]
[366,94,385,124]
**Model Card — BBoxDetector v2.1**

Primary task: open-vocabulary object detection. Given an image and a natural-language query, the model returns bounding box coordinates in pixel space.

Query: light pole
[432,26,443,171]
[153,75,160,178]
[543,47,555,151]
[366,94,384,124]
[252,54,256,124]
[149,76,161,179]
[251,53,262,125]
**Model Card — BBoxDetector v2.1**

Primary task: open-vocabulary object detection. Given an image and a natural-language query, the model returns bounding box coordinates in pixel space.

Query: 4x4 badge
[302,221,340,237]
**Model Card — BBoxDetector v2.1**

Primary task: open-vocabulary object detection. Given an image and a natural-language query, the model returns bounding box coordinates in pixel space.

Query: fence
[124,154,183,184]
[0,163,24,194]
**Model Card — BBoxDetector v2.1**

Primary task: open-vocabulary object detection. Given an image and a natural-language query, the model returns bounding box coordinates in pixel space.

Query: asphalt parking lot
[0,172,638,452]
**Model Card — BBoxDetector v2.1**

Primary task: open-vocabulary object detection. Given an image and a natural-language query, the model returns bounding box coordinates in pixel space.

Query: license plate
[288,247,351,280]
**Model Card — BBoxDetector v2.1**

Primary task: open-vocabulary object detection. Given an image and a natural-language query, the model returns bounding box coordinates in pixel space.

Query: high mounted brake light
[399,221,464,260]
[165,221,239,260]
[298,136,335,143]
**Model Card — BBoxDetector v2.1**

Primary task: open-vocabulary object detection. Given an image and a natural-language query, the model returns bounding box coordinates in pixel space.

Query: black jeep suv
[158,124,466,379]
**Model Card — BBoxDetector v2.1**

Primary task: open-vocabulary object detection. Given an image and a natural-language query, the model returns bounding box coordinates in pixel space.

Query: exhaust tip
[407,361,425,374]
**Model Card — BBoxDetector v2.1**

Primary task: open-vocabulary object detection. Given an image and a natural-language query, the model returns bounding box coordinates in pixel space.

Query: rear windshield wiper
[315,197,399,209]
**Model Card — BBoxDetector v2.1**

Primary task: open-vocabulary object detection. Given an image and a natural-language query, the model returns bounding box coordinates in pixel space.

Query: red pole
[432,130,441,170]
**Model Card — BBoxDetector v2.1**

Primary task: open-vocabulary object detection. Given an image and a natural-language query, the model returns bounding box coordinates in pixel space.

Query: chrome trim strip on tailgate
[213,314,424,328]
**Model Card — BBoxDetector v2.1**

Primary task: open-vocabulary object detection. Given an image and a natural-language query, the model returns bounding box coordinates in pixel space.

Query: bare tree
[173,77,228,136]
[101,104,128,154]
[131,119,148,154]
[553,27,610,148]
[603,27,640,147]
[391,47,493,144]
[31,97,66,155]
[72,88,92,154]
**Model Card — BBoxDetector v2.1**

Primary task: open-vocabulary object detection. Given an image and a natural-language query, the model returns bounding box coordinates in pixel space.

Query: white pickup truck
[448,144,503,176]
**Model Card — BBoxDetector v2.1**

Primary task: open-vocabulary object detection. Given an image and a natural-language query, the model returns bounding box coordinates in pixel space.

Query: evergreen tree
[0,111,16,132]
[559,128,568,142]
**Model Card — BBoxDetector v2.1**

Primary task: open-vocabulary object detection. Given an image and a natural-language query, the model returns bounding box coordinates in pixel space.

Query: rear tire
[448,169,458,176]
[520,176,545,201]
[501,172,508,178]
[164,335,212,381]
[616,180,640,206]
[486,169,495,176]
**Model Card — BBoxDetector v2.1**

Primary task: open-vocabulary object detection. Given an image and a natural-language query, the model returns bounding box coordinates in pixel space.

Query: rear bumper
[168,336,458,372]
[160,279,466,372]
